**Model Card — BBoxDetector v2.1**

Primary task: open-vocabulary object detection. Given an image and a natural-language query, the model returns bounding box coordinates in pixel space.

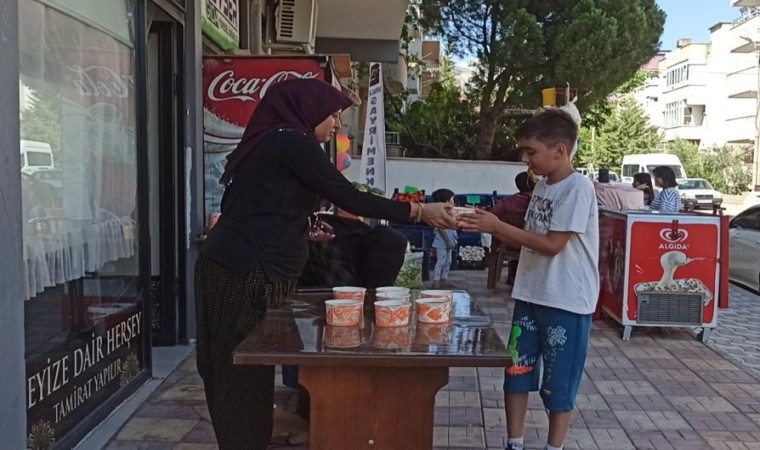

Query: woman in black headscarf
[195,78,455,449]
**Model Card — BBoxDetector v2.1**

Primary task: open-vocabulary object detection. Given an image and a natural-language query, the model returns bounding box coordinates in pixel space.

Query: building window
[666,64,690,87]
[664,100,697,128]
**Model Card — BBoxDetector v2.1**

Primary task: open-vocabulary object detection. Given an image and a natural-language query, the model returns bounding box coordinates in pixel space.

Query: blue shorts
[503,300,592,413]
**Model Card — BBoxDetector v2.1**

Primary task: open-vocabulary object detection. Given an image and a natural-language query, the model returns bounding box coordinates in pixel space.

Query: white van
[20,140,55,175]
[620,153,687,184]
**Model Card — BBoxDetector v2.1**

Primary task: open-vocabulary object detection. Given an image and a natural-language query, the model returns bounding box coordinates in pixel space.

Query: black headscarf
[220,78,353,185]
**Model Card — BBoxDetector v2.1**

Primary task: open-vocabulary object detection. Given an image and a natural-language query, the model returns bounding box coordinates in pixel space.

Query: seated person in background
[632,172,655,206]
[298,206,408,289]
[650,166,683,212]
[290,205,409,419]
[594,181,645,210]
[490,171,536,220]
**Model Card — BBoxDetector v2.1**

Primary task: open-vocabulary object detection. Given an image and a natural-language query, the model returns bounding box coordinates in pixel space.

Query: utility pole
[741,35,760,194]
[755,48,760,191]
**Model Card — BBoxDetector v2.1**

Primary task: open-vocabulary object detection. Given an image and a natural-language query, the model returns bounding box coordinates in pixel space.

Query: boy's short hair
[516,109,578,151]
[432,188,455,203]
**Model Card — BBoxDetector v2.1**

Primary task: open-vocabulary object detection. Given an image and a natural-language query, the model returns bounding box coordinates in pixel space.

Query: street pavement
[104,271,760,450]
[705,285,760,375]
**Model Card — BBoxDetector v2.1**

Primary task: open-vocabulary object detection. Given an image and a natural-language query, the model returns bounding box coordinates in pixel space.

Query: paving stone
[104,273,760,450]
[115,418,198,442]
[447,426,485,447]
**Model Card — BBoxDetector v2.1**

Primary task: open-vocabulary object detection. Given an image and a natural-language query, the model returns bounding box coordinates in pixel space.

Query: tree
[667,140,751,194]
[421,0,666,159]
[387,82,480,159]
[20,91,63,167]
[577,97,660,169]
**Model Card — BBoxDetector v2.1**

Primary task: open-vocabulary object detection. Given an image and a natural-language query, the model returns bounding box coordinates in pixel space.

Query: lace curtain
[19,1,138,300]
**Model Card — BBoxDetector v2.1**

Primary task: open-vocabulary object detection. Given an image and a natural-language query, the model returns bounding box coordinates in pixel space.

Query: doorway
[147,8,187,346]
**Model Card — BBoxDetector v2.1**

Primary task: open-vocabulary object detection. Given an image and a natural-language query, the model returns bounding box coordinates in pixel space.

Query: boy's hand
[423,202,458,229]
[457,208,501,234]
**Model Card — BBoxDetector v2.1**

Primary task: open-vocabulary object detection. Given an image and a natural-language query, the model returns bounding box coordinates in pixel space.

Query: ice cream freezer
[597,208,722,341]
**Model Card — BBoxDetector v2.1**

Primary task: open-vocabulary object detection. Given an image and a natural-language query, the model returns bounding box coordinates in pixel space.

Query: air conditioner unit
[275,0,318,45]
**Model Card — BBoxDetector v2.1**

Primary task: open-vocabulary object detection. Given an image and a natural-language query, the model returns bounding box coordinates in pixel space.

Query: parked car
[729,205,760,293]
[678,178,723,209]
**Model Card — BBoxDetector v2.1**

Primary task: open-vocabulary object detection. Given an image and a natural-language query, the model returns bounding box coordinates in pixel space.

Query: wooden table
[233,291,509,450]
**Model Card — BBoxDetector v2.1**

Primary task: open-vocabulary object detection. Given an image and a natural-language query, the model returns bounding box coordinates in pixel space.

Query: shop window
[19,1,146,446]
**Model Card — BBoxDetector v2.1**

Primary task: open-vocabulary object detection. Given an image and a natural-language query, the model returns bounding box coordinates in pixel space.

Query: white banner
[359,63,387,192]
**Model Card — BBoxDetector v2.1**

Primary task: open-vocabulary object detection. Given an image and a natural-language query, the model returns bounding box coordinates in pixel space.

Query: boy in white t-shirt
[458,109,599,450]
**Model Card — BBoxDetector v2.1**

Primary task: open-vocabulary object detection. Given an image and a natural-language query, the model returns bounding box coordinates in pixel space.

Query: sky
[657,0,740,50]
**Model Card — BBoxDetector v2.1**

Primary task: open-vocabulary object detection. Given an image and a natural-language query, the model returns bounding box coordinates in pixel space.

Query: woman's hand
[308,219,335,241]
[421,202,458,229]
[457,208,501,234]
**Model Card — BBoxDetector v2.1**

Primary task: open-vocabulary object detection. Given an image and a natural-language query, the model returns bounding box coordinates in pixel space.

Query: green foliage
[420,0,666,159]
[386,82,480,159]
[577,97,660,169]
[20,91,63,167]
[666,140,751,195]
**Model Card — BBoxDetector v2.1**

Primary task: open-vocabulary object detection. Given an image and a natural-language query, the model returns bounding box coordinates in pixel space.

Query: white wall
[344,157,527,195]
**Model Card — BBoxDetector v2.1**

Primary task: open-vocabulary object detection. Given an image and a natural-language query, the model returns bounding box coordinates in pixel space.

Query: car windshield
[678,179,712,190]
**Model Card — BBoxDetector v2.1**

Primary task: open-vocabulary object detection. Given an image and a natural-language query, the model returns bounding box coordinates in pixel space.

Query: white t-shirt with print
[512,172,600,315]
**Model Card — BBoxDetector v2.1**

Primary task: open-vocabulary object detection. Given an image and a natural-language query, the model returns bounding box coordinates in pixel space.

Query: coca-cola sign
[68,65,134,99]
[203,57,326,129]
[206,69,320,102]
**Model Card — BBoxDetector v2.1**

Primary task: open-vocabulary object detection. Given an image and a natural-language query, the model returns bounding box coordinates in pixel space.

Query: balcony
[663,125,705,142]
[728,69,759,98]
[663,83,708,106]
[733,0,760,8]
[725,115,757,144]
[383,54,408,94]
[732,8,760,52]
[315,0,411,63]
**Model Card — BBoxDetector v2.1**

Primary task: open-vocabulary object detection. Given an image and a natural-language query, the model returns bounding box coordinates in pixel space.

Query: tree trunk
[475,113,498,160]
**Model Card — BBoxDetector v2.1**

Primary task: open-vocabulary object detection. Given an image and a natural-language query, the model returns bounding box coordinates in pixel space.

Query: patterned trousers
[194,255,295,449]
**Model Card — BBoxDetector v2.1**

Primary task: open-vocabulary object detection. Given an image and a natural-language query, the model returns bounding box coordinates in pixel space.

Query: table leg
[298,366,449,450]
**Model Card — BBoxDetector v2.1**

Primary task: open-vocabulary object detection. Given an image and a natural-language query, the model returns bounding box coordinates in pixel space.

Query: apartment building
[631,52,667,128]
[654,4,759,148]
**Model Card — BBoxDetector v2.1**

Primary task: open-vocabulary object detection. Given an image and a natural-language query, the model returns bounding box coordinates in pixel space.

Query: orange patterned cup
[415,323,451,345]
[376,286,410,295]
[325,300,363,326]
[325,325,361,348]
[451,206,476,218]
[415,297,451,324]
[376,291,411,304]
[374,300,411,327]
[420,290,454,303]
[332,286,367,301]
[372,325,410,349]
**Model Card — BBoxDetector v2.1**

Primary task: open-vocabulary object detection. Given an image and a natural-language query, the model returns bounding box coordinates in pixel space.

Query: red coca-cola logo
[203,57,326,129]
[206,69,320,103]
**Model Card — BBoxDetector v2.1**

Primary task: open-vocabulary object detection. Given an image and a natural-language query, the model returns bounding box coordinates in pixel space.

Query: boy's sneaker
[505,444,524,450]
